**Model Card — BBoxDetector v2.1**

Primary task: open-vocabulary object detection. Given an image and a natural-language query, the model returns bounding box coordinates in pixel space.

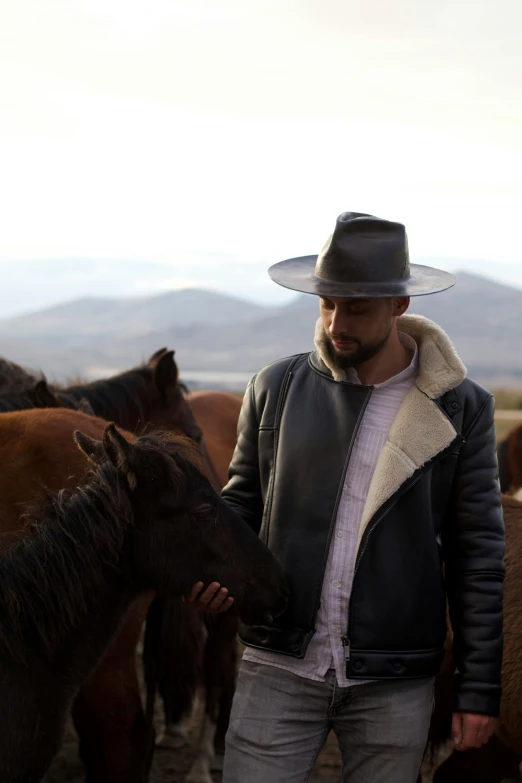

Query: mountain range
[0,272,520,389]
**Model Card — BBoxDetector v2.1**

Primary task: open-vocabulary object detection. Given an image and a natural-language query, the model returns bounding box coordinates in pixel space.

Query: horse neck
[0,468,138,670]
[0,393,35,412]
[65,374,150,432]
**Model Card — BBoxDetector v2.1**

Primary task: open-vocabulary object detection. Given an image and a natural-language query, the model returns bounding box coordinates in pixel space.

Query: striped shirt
[243,332,418,685]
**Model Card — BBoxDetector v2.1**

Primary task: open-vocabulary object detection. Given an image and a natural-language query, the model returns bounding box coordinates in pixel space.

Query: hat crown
[315,212,410,286]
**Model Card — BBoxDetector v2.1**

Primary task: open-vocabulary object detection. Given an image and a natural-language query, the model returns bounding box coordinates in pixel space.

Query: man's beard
[325,325,392,370]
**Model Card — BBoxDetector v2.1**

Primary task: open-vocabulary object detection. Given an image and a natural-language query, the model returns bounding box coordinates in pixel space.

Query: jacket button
[353,660,363,671]
[451,402,459,410]
[258,633,268,644]
[393,660,402,672]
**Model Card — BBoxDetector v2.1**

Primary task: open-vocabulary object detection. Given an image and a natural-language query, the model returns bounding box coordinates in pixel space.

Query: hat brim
[268,256,455,298]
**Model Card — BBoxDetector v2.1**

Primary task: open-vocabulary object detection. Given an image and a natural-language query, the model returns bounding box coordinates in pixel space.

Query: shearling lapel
[356,385,458,547]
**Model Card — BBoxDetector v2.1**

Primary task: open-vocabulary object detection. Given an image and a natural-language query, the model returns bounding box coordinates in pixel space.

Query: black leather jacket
[223,325,505,717]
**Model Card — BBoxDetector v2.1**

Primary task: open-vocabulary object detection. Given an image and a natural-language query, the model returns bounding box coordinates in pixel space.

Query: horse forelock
[0,460,133,663]
[136,431,205,482]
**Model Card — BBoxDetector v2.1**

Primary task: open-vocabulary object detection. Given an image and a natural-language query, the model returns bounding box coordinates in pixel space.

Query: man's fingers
[461,721,479,750]
[476,718,495,748]
[453,714,497,751]
[197,582,223,605]
[207,587,230,610]
[452,714,464,749]
[186,582,205,603]
[184,582,234,613]
[215,595,235,613]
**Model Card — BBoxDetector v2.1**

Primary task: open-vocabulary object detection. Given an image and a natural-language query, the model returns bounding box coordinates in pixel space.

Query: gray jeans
[224,661,434,783]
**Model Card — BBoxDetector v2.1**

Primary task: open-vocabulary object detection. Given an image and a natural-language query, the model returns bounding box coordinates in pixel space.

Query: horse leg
[212,612,238,763]
[72,596,154,783]
[432,735,522,783]
[186,611,238,783]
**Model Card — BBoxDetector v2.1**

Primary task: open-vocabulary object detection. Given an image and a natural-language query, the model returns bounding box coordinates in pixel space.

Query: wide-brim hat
[268,212,455,297]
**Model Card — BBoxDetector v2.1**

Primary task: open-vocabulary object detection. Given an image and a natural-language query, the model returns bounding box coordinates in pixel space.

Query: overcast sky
[0,0,521,314]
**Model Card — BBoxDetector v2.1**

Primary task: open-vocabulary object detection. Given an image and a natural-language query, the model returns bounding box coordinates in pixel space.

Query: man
[186,212,504,783]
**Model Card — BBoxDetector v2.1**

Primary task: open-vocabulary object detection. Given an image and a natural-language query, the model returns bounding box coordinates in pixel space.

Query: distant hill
[0,273,521,388]
[0,288,273,342]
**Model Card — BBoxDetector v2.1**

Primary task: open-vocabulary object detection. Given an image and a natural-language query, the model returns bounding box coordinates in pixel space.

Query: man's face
[319,296,409,369]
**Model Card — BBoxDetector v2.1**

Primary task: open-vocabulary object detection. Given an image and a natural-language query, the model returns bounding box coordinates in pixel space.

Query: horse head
[32,380,67,409]
[74,424,288,626]
[144,348,202,439]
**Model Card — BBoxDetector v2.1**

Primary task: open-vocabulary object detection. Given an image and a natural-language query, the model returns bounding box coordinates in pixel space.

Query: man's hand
[184,581,234,614]
[452,712,497,751]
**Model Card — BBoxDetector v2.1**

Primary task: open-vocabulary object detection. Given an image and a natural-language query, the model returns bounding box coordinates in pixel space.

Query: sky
[0,0,521,315]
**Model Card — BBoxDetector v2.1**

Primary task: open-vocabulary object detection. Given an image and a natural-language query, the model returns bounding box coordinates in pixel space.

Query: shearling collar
[314,313,467,400]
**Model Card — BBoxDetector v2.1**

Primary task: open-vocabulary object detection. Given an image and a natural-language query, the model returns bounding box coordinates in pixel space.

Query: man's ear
[394,297,410,317]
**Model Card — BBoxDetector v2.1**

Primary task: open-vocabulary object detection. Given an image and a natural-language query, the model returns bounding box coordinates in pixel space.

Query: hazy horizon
[0,260,520,321]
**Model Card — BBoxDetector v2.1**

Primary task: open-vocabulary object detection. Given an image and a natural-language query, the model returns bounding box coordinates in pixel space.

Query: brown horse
[0,409,287,783]
[60,348,201,439]
[62,353,244,781]
[422,495,522,782]
[497,422,522,494]
[3,350,244,780]
[138,390,244,782]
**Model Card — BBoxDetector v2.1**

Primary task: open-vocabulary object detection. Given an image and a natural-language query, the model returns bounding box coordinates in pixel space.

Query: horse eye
[194,503,214,519]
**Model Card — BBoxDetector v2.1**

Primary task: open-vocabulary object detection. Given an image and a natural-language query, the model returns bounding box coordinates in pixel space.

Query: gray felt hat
[268,212,455,298]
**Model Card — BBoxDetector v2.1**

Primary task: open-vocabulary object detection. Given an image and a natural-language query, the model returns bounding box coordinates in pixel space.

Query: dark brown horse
[141,391,244,782]
[421,495,522,782]
[59,348,202,440]
[0,356,40,394]
[0,375,94,415]
[60,352,243,780]
[497,422,522,494]
[0,380,65,412]
[2,350,243,780]
[0,409,287,783]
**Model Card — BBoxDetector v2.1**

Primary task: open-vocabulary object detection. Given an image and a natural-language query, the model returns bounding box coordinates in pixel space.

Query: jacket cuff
[453,677,502,716]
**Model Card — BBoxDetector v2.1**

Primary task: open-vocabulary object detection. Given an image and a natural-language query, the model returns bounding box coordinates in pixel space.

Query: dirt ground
[40,645,506,783]
[43,702,347,783]
[43,689,444,783]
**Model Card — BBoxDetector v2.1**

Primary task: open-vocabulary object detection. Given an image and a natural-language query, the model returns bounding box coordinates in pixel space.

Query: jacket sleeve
[221,376,264,535]
[443,394,505,716]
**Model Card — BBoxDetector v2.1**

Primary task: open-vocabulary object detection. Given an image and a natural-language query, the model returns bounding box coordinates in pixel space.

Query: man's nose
[330,307,350,335]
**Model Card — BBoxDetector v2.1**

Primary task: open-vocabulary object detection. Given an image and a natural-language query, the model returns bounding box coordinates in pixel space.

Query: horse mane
[0,460,133,663]
[0,390,43,412]
[0,431,200,664]
[0,387,88,414]
[63,367,159,431]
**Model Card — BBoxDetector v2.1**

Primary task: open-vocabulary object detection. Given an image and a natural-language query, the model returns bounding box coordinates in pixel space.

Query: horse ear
[148,347,168,365]
[76,396,95,415]
[153,349,178,395]
[33,379,62,408]
[102,423,137,489]
[74,430,105,463]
